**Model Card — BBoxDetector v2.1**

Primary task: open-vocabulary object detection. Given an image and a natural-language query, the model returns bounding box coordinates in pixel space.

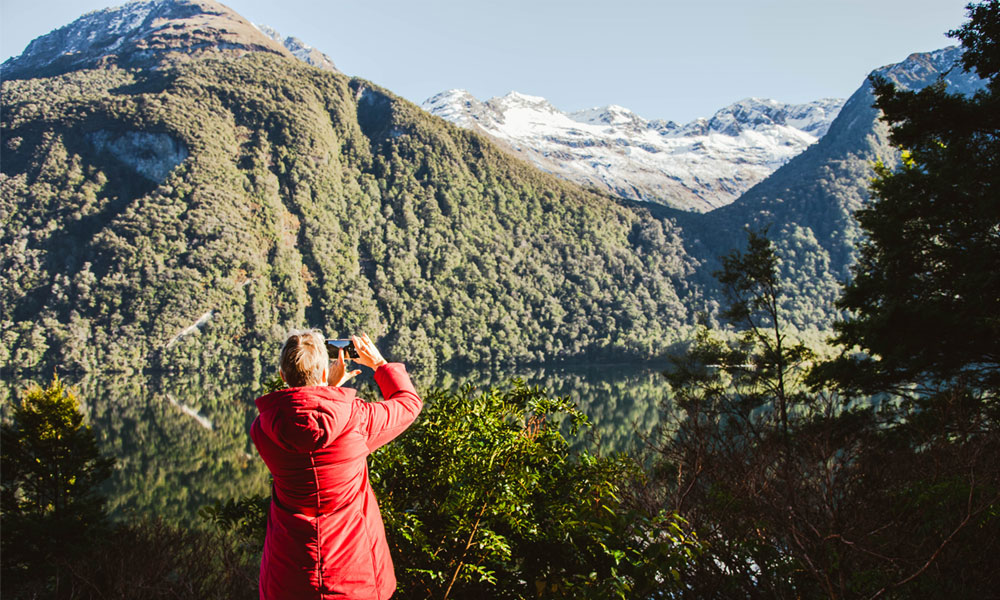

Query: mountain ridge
[423,89,845,212]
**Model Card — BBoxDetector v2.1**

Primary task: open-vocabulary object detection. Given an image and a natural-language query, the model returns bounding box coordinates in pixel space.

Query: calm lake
[0,361,672,525]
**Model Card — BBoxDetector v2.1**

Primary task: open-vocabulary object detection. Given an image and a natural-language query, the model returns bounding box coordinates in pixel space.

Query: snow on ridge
[489,91,563,116]
[254,23,337,71]
[424,88,478,108]
[570,104,647,127]
[874,46,984,97]
[105,0,161,36]
[423,89,498,129]
[16,0,165,61]
[500,91,549,104]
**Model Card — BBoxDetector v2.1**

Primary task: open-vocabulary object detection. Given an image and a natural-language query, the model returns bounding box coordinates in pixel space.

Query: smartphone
[325,339,359,359]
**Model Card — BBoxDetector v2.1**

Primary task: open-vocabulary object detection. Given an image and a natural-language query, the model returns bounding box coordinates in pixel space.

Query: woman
[251,331,422,599]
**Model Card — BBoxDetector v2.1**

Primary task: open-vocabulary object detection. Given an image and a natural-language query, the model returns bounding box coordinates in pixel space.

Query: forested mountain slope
[1,51,699,373]
[666,46,988,328]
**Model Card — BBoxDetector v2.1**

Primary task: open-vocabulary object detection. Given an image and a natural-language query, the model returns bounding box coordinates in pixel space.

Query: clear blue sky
[0,0,971,123]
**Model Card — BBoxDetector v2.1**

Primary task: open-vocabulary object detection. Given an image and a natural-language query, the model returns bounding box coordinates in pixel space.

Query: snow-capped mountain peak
[497,91,552,106]
[423,89,480,113]
[423,89,500,130]
[489,91,562,116]
[422,90,845,212]
[704,97,788,136]
[875,46,985,95]
[570,104,647,129]
[2,0,336,80]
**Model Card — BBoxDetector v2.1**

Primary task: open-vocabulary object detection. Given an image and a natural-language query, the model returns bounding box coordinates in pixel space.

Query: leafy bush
[371,381,698,599]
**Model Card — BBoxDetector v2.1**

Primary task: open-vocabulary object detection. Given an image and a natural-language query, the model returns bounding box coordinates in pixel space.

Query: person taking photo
[251,330,422,600]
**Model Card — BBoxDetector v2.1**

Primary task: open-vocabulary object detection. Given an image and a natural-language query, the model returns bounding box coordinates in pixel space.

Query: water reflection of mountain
[1,363,670,524]
[427,363,669,454]
[1,371,272,525]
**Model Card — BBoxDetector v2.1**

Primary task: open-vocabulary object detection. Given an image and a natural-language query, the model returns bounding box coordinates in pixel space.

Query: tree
[642,230,1000,599]
[789,4,1000,594]
[821,0,1000,394]
[1,376,115,594]
[641,231,838,598]
[713,229,816,443]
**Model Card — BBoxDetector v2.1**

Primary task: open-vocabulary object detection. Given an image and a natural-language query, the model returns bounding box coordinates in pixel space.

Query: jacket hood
[254,386,358,452]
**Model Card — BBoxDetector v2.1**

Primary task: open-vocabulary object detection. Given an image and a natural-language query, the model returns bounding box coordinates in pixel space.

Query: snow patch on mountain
[876,46,985,94]
[423,91,845,212]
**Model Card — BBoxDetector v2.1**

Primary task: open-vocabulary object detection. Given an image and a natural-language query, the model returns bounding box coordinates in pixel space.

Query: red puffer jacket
[251,363,422,600]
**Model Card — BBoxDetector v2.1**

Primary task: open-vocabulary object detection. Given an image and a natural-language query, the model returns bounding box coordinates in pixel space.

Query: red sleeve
[363,363,423,453]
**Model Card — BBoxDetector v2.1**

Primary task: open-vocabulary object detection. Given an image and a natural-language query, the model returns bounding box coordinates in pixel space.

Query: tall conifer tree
[824,0,1000,393]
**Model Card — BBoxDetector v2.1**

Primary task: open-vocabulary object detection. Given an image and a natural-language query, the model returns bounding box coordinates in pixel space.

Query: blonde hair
[279,329,328,387]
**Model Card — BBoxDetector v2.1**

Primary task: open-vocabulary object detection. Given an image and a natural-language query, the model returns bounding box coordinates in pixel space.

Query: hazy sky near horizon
[0,0,972,123]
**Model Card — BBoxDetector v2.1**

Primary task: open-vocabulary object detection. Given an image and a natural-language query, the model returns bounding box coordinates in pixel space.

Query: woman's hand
[328,348,362,387]
[352,333,387,370]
